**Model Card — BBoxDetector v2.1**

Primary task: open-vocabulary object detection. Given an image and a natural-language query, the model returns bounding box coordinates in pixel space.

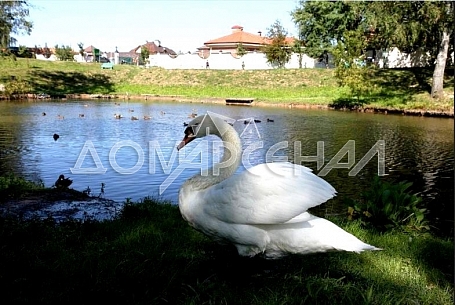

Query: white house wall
[35,54,58,61]
[147,52,318,70]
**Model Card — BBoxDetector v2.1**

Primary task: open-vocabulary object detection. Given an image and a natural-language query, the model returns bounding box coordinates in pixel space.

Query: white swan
[177,113,380,259]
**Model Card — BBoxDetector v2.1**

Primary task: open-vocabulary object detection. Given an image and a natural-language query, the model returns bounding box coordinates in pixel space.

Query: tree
[17,44,31,57]
[332,29,376,99]
[366,1,454,99]
[262,20,292,68]
[77,42,84,58]
[0,1,33,49]
[291,1,454,100]
[292,1,364,58]
[291,38,304,68]
[140,45,149,65]
[41,43,51,58]
[236,43,247,57]
[54,44,73,61]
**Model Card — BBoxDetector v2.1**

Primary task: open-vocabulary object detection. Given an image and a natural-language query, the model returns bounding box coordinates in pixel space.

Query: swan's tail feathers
[350,243,383,253]
[332,237,382,253]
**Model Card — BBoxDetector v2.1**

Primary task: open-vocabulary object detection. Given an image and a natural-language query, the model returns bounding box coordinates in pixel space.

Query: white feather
[178,114,381,259]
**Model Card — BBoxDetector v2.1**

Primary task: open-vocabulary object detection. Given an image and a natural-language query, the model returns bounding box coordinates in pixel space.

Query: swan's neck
[186,125,242,191]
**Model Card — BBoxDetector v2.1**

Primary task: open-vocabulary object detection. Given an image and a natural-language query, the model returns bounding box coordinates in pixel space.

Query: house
[126,41,177,64]
[131,41,177,56]
[199,25,295,56]
[82,45,101,62]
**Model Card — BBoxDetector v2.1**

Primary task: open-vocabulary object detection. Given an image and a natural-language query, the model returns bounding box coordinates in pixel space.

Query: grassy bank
[0,177,453,304]
[0,58,453,113]
[0,197,453,305]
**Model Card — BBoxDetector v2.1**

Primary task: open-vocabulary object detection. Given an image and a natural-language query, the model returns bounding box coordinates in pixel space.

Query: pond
[0,100,453,235]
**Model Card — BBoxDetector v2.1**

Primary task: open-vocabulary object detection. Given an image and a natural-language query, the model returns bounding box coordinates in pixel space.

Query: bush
[346,177,429,232]
[0,174,44,200]
[4,77,32,96]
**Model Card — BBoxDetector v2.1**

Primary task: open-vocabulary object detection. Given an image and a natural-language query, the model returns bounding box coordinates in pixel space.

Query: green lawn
[0,58,453,112]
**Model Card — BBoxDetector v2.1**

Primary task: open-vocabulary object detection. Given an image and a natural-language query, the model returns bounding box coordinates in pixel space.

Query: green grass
[0,58,453,112]
[0,197,453,305]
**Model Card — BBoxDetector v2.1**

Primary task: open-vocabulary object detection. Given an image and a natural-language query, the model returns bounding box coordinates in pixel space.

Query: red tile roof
[131,41,177,55]
[205,30,266,45]
[204,26,295,46]
[84,45,98,52]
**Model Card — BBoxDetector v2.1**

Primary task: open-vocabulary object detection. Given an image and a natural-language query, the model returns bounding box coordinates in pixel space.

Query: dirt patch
[0,189,123,221]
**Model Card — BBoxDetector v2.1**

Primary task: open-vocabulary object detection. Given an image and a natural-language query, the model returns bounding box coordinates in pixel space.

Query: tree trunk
[431,30,450,99]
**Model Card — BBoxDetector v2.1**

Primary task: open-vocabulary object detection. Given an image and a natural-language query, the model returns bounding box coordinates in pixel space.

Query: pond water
[0,100,453,235]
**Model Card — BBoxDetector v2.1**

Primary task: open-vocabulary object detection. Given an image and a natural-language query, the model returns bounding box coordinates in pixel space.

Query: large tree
[0,1,33,49]
[292,1,454,99]
[367,1,454,98]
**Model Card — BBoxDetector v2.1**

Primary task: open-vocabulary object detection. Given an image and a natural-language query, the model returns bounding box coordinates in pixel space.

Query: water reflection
[0,100,453,234]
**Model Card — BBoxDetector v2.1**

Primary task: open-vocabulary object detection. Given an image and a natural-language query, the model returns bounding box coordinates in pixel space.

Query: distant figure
[53,133,59,141]
[55,174,72,189]
[322,50,329,68]
[242,61,245,70]
[206,60,210,69]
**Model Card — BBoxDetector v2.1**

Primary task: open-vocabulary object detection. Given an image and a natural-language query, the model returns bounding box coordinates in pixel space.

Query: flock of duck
[47,104,380,259]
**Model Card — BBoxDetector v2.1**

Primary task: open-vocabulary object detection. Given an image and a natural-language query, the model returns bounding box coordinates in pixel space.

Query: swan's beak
[177,134,195,151]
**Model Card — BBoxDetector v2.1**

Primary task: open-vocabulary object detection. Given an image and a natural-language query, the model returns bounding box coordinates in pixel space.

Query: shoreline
[2,92,454,118]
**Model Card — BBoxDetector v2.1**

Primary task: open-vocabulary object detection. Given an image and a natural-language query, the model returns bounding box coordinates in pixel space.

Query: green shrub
[4,77,32,96]
[0,174,44,200]
[346,177,429,232]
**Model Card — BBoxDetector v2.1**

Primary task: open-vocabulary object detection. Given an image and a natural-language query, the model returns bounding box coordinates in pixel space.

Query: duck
[42,112,46,116]
[244,118,261,124]
[131,116,139,120]
[53,133,59,141]
[143,115,152,120]
[79,114,85,118]
[267,118,274,122]
[177,113,380,259]
[114,114,123,119]
[55,174,73,189]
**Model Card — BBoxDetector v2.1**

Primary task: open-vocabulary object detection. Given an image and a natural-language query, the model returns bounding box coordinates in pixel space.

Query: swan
[177,113,380,259]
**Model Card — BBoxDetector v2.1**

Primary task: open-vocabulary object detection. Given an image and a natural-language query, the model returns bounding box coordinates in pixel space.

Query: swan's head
[177,113,232,150]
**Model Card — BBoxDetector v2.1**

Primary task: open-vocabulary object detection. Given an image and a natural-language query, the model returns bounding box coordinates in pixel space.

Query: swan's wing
[202,162,336,225]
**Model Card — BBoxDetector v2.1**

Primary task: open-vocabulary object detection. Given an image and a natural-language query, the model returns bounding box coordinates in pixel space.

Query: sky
[17,0,301,53]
